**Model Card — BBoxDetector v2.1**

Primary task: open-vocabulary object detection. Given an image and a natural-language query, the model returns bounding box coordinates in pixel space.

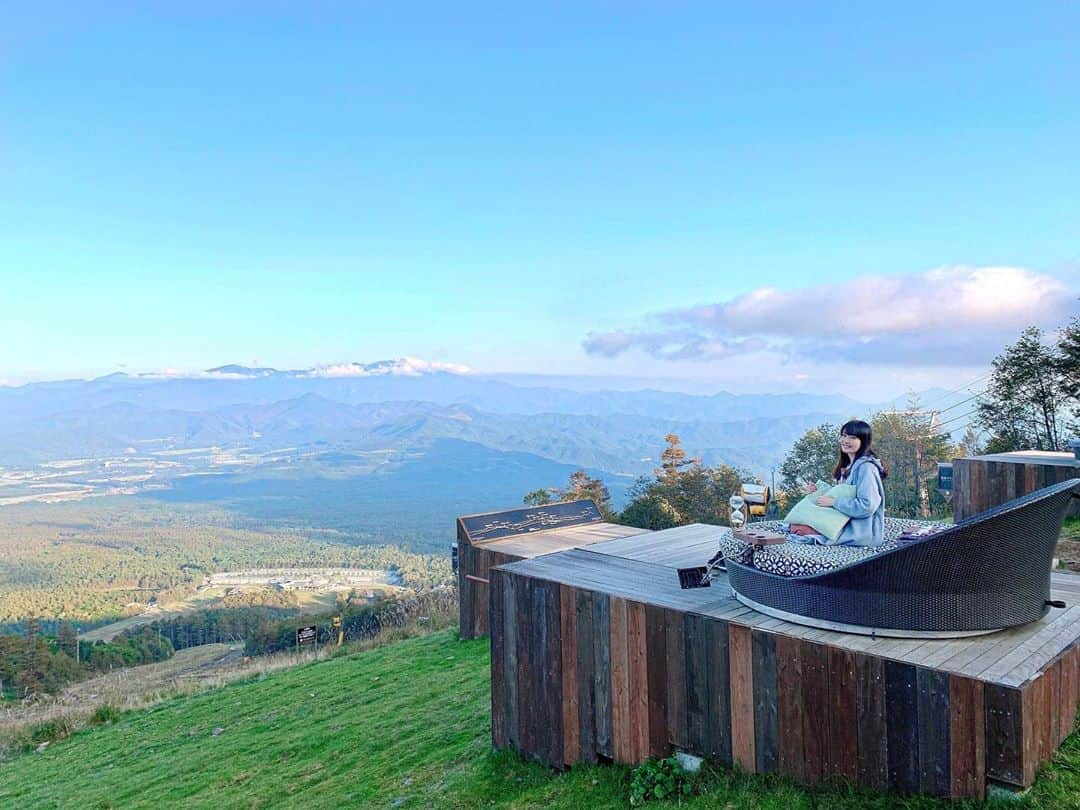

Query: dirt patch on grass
[1056,519,1080,573]
[1056,538,1080,573]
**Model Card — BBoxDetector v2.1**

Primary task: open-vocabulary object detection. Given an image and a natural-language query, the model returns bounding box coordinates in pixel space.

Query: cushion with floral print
[749,517,953,577]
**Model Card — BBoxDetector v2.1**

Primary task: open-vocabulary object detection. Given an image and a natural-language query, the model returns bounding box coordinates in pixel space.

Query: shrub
[90,704,122,726]
[24,717,76,751]
[629,756,696,805]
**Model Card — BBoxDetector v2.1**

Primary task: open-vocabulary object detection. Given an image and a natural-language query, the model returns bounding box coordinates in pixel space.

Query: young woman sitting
[789,419,887,547]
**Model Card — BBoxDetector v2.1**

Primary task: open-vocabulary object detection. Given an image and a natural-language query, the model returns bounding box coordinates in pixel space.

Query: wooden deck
[488,524,1080,799]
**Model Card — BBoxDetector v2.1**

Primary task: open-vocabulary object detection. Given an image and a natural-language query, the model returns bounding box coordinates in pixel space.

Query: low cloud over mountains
[584,265,1077,367]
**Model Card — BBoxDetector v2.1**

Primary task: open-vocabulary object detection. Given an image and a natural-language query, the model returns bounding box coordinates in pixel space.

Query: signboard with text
[296,625,317,646]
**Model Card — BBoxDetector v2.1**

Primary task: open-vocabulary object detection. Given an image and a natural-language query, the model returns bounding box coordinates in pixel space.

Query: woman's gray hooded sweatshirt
[826,455,886,547]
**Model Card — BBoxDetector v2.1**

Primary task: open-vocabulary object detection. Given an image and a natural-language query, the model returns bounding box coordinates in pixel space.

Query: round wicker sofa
[723,478,1080,638]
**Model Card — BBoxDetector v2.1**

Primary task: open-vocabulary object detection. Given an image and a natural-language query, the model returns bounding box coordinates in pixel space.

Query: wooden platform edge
[485,563,1078,799]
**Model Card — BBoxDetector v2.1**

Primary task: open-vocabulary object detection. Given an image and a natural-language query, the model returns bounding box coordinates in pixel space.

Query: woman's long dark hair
[833,419,888,481]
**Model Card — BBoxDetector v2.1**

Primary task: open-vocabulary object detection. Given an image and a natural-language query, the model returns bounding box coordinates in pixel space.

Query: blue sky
[2,3,1077,396]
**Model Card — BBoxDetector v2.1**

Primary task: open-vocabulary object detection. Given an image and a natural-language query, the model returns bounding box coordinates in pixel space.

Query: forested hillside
[0,499,450,624]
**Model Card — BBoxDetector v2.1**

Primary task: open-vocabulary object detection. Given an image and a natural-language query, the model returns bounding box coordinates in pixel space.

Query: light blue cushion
[783,480,856,541]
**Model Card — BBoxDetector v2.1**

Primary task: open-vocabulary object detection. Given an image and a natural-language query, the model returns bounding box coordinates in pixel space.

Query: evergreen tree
[1058,316,1080,435]
[522,488,555,506]
[558,470,612,515]
[977,327,1067,451]
[656,434,699,483]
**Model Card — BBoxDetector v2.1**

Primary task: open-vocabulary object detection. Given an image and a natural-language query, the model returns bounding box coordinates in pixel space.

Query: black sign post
[937,462,954,493]
[296,624,317,657]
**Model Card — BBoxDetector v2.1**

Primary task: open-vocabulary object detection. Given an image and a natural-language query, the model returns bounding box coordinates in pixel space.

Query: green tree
[872,408,954,519]
[619,437,749,529]
[1058,316,1080,434]
[522,470,612,516]
[977,326,1067,451]
[522,488,554,506]
[778,423,839,505]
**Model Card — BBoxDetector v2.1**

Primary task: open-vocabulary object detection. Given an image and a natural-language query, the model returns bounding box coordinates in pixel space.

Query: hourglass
[729,494,747,534]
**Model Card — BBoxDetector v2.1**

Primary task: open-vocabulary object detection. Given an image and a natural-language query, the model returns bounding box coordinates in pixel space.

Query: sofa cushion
[716,517,953,577]
[783,480,857,541]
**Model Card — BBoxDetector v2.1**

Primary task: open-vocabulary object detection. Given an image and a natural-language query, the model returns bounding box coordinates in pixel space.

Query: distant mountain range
[0,359,974,481]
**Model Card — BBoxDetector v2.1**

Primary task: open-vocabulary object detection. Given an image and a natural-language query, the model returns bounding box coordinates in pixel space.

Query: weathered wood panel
[609,596,632,762]
[985,683,1024,785]
[1021,671,1042,786]
[801,640,830,784]
[885,660,920,793]
[776,634,806,783]
[490,568,507,750]
[627,600,650,762]
[917,668,951,796]
[539,577,564,768]
[502,568,519,751]
[664,608,688,751]
[644,604,670,758]
[593,592,613,759]
[953,454,1078,521]
[560,585,580,764]
[729,623,756,772]
[575,588,598,764]
[704,616,732,764]
[683,613,708,755]
[828,646,858,782]
[460,544,522,639]
[949,675,985,800]
[752,630,779,774]
[855,653,887,791]
[514,576,534,760]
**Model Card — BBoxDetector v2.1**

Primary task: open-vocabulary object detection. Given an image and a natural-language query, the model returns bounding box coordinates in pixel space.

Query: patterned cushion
[716,518,953,577]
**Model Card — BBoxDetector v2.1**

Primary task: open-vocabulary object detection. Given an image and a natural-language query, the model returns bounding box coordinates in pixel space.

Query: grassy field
[1,629,1078,809]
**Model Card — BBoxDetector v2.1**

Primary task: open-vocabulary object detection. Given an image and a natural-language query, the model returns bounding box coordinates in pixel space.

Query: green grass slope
[2,629,1079,809]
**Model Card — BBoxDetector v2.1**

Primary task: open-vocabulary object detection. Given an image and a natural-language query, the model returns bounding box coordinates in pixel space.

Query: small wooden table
[732,528,786,548]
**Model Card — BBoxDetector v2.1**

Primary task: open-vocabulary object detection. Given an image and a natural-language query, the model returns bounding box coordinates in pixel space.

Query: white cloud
[584,266,1077,366]
[129,357,475,380]
[303,357,473,378]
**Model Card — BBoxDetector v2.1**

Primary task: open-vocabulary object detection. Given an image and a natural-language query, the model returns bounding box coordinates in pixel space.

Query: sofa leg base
[732,593,1005,639]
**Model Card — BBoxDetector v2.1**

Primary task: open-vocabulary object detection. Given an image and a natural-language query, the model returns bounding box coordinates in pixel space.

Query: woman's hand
[804,482,818,494]
[815,495,836,507]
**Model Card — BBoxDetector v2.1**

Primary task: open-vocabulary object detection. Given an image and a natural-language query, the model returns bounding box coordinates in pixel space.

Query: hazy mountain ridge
[0,363,970,482]
[0,362,867,422]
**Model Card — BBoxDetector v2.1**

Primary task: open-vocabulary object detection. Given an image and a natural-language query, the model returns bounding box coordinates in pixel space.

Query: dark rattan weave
[725,478,1080,633]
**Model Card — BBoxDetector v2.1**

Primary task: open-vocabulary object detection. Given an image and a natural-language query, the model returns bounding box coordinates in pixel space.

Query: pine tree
[656,434,699,483]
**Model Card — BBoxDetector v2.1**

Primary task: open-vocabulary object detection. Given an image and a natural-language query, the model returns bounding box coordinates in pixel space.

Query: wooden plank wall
[489,570,1080,799]
[953,457,1079,521]
[458,534,522,639]
[1011,641,1080,786]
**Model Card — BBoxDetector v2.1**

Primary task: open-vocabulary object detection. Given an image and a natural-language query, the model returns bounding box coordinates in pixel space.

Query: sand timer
[729,494,747,534]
